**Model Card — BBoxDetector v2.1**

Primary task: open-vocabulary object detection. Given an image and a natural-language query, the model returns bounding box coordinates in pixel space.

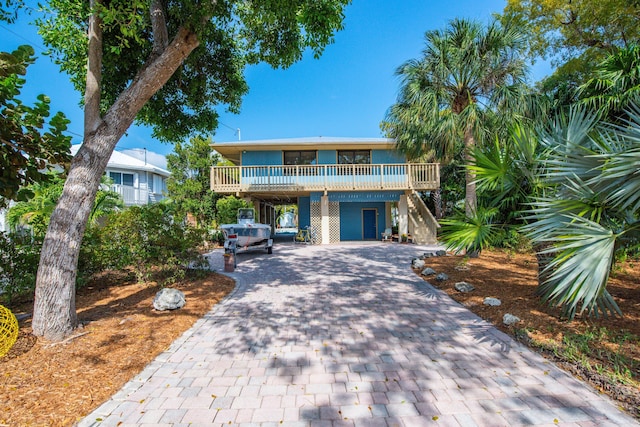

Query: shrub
[99,204,207,284]
[0,232,41,304]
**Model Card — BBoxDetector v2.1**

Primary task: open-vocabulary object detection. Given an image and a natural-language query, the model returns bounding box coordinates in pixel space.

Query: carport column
[398,195,409,236]
[321,194,330,244]
[385,202,392,229]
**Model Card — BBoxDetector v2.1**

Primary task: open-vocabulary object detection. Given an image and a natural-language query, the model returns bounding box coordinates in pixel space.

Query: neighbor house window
[109,171,135,186]
[284,150,317,165]
[338,150,370,164]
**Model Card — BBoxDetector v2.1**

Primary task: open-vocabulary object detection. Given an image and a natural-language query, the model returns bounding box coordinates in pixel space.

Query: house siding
[298,196,311,229]
[318,150,336,164]
[242,151,282,166]
[339,202,386,241]
[372,149,405,164]
[241,149,406,166]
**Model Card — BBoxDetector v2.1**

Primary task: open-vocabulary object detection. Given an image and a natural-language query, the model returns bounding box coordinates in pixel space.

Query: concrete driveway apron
[79,243,638,427]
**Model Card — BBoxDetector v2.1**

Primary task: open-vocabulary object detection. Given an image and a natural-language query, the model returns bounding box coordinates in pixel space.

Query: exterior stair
[406,190,440,244]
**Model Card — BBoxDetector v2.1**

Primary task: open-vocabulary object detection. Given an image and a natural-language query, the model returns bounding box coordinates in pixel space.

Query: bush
[98,204,207,284]
[490,228,532,253]
[0,232,41,304]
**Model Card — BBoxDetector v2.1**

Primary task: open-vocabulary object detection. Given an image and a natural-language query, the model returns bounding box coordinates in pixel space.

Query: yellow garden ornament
[0,305,19,357]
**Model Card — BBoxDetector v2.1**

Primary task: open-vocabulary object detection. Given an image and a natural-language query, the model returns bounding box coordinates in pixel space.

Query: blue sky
[1,0,550,160]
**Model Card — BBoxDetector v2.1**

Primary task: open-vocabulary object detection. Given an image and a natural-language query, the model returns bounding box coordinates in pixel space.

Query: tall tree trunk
[463,126,477,217]
[431,188,443,219]
[32,24,201,341]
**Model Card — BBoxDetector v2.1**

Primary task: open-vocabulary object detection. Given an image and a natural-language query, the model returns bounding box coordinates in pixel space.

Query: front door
[362,209,377,240]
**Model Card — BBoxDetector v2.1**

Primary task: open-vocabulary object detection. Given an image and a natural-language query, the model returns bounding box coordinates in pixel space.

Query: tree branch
[151,0,169,57]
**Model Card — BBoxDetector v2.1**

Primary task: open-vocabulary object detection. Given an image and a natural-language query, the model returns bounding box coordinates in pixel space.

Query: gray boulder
[435,250,447,257]
[454,281,474,292]
[503,313,520,326]
[412,258,426,269]
[483,297,501,306]
[421,267,437,276]
[153,288,186,311]
[435,272,449,281]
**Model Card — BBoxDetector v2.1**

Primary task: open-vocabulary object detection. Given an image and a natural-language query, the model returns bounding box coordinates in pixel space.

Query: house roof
[71,145,170,177]
[212,137,396,164]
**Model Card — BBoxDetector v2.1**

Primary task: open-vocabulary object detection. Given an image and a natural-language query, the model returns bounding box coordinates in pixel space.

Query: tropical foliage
[215,196,251,226]
[439,123,547,254]
[579,44,640,121]
[166,136,221,227]
[95,204,207,283]
[523,106,640,319]
[504,0,640,68]
[7,174,122,237]
[382,17,528,216]
[0,45,71,206]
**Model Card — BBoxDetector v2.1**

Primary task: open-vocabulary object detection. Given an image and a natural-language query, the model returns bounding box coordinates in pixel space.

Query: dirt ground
[1,250,639,425]
[0,270,235,426]
[414,250,640,420]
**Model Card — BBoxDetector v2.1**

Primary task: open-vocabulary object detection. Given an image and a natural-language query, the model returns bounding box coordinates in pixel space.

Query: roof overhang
[212,137,396,165]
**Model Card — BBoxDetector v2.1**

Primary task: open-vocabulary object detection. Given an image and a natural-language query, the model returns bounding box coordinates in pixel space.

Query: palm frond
[526,214,620,318]
[439,207,501,254]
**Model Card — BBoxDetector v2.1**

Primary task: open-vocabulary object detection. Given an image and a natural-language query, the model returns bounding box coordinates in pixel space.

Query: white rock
[503,313,520,326]
[421,267,437,276]
[454,281,474,292]
[412,259,426,269]
[153,288,186,311]
[483,297,502,306]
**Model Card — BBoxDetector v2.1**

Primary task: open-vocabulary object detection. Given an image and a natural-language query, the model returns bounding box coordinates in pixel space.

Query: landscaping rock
[435,273,449,281]
[435,250,447,257]
[483,297,502,306]
[153,288,186,311]
[421,267,437,276]
[503,313,520,326]
[454,281,474,292]
[423,252,434,258]
[412,258,426,269]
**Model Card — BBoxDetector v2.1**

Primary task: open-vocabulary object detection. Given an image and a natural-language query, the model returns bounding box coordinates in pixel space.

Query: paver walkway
[79,242,637,427]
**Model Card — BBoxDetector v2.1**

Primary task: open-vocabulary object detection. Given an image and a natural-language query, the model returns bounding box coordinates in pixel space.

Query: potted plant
[400,233,408,243]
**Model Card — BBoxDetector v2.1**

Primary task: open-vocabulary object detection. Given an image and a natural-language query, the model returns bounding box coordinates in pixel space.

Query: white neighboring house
[71,145,170,206]
[0,147,169,234]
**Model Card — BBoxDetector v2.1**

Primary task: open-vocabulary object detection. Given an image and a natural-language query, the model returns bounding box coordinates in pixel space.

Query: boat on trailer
[220,208,273,254]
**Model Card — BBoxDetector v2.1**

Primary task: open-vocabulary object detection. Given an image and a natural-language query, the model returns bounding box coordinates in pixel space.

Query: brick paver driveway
[80,242,637,426]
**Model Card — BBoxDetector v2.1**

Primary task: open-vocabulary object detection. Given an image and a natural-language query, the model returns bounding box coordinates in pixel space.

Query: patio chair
[381,228,393,242]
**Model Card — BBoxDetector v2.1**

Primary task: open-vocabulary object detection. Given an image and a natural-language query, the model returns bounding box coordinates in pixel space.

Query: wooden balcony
[210,163,439,193]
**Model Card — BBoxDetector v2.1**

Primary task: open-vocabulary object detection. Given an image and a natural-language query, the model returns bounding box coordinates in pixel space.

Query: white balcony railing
[210,163,439,193]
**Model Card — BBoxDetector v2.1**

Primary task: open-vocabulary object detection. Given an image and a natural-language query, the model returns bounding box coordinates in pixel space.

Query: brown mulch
[414,250,640,420]
[0,270,235,427]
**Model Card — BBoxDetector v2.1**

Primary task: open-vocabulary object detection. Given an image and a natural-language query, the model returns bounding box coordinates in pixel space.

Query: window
[284,150,317,165]
[109,171,135,186]
[338,150,370,164]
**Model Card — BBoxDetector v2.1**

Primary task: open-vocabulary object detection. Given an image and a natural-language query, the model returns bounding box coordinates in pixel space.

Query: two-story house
[0,146,169,234]
[71,145,169,206]
[210,137,440,244]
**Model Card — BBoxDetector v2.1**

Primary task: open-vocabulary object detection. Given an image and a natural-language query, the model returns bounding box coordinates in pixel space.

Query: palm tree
[579,44,640,121]
[522,105,640,319]
[383,18,528,217]
[8,175,122,236]
[439,122,548,254]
